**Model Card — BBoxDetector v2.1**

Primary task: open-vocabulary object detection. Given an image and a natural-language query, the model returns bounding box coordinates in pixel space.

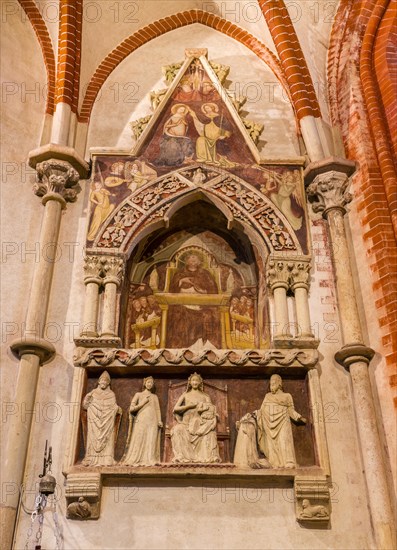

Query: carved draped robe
[257,391,301,468]
[82,387,119,466]
[122,391,162,466]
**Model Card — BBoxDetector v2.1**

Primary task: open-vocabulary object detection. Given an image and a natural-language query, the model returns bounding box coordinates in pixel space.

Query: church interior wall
[2,2,396,549]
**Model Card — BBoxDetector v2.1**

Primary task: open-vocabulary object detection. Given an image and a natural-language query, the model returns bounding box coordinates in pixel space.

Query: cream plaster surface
[85,24,299,158]
[79,0,277,107]
[1,7,48,457]
[291,1,334,123]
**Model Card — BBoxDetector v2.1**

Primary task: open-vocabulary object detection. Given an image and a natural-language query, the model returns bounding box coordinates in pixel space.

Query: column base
[10,337,56,364]
[334,343,375,369]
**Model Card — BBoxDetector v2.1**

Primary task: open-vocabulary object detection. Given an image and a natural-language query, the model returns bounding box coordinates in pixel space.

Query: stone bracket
[294,475,331,524]
[65,472,102,520]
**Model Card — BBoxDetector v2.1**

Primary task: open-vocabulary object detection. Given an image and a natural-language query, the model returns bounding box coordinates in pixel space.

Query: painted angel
[261,170,303,231]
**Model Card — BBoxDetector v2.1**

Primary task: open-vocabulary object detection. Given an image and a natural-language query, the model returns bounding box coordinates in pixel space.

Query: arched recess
[18,0,56,114]
[79,10,293,123]
[121,197,270,351]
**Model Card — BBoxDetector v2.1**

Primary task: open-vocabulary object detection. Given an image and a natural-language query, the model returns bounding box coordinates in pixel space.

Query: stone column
[1,159,84,550]
[81,256,103,337]
[290,260,314,338]
[305,159,396,549]
[267,258,292,339]
[101,257,124,338]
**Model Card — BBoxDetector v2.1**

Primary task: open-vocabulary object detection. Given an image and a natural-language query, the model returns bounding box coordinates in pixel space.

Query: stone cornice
[73,347,318,369]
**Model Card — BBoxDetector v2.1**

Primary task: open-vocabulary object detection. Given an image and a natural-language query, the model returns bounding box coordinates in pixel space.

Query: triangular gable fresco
[87,52,308,254]
[132,52,260,167]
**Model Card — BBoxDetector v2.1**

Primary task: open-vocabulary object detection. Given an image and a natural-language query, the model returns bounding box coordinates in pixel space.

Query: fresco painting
[125,231,267,351]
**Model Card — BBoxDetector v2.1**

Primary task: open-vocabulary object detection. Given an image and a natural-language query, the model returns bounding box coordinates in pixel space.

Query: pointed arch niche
[122,197,269,351]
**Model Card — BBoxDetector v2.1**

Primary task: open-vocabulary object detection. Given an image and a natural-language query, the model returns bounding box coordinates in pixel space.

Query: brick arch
[258,0,321,119]
[360,0,397,235]
[55,0,83,113]
[79,10,291,123]
[374,3,397,163]
[18,0,56,115]
[328,0,397,400]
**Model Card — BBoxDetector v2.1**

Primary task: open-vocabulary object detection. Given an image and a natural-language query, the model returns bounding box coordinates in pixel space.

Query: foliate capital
[267,258,292,290]
[34,159,80,205]
[289,260,311,290]
[102,256,125,286]
[306,171,352,217]
[83,255,103,284]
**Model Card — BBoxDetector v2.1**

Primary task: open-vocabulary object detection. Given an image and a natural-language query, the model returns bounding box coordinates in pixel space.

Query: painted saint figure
[155,104,194,166]
[121,377,163,466]
[82,371,121,467]
[171,373,221,463]
[166,253,221,348]
[190,103,236,167]
[87,181,115,241]
[257,374,307,468]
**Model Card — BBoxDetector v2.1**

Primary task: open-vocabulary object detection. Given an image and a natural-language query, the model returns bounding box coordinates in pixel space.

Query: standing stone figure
[257,374,306,468]
[82,371,122,466]
[171,373,221,463]
[121,376,163,466]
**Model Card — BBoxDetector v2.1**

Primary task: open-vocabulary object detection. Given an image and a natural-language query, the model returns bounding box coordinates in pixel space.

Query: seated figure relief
[171,373,221,463]
[234,374,307,469]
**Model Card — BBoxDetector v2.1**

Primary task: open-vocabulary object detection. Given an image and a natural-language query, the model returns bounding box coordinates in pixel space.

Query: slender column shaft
[1,159,80,549]
[327,209,363,343]
[101,281,118,337]
[81,281,101,337]
[294,286,313,337]
[306,165,396,549]
[25,198,63,337]
[273,285,290,337]
[1,354,40,550]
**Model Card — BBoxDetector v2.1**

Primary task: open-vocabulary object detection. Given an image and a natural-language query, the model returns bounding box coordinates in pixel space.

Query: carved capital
[267,258,292,290]
[294,476,331,524]
[83,255,103,285]
[306,171,352,217]
[290,260,311,291]
[102,256,125,286]
[34,159,80,205]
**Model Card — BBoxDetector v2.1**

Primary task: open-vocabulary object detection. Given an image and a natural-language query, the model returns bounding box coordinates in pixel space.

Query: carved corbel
[34,159,80,206]
[294,476,331,524]
[65,472,102,520]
